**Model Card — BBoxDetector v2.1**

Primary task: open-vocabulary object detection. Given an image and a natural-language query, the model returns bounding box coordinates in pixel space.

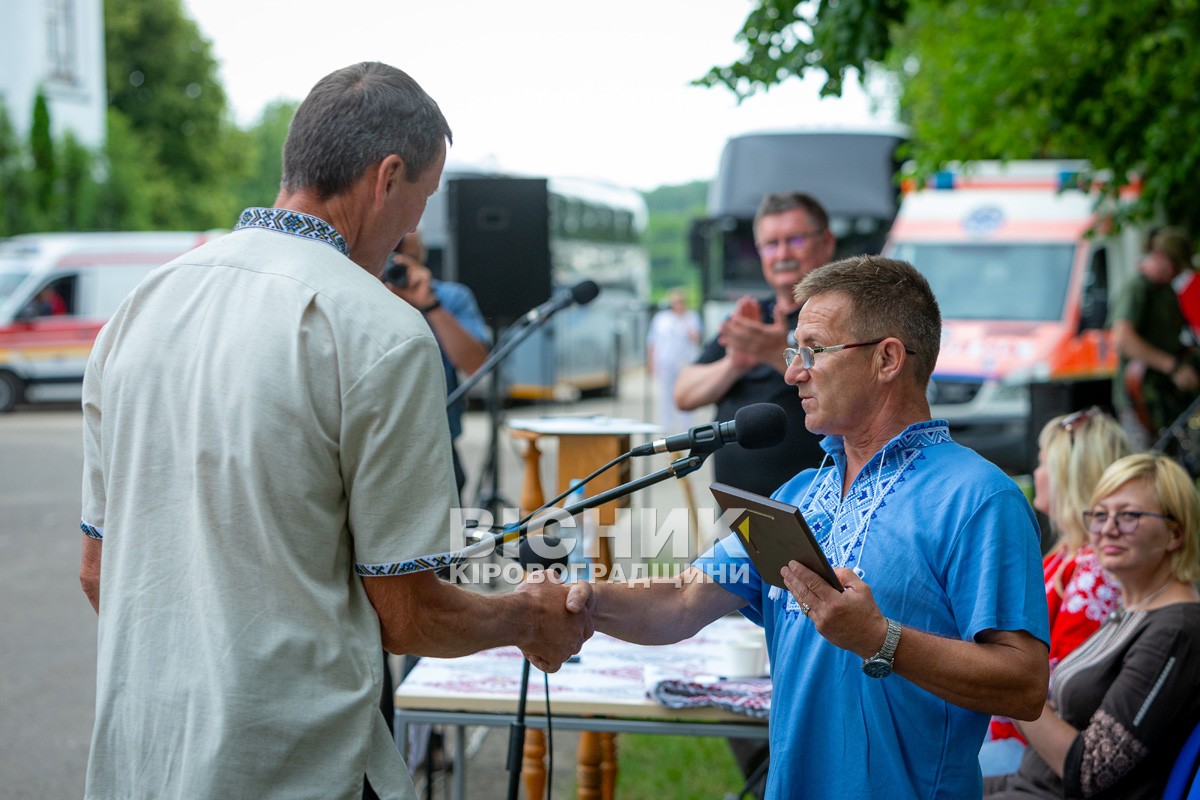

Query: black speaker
[1027,378,1115,471]
[446,177,552,324]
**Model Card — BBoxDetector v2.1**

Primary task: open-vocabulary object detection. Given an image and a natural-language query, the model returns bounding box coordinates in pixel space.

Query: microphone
[522,280,600,325]
[632,402,788,457]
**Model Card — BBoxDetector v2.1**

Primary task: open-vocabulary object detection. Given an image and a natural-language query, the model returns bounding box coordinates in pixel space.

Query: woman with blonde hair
[981,408,1130,775]
[985,452,1200,798]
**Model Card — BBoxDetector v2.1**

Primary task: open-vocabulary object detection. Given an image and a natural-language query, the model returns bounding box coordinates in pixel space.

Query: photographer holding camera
[384,230,490,495]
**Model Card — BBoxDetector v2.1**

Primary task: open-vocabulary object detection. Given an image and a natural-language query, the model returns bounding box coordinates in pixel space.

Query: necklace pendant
[1108,608,1125,624]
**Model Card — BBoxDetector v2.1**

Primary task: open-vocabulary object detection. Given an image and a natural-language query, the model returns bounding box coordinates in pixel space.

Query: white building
[0,0,107,147]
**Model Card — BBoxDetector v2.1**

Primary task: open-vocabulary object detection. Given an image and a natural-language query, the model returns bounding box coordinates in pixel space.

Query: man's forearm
[1112,319,1175,372]
[591,568,744,645]
[80,536,102,613]
[424,308,488,374]
[367,572,529,656]
[674,359,744,410]
[365,571,591,672]
[891,627,1048,720]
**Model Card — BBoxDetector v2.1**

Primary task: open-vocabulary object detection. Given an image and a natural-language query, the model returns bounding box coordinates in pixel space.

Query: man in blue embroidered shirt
[78,62,592,800]
[570,255,1051,799]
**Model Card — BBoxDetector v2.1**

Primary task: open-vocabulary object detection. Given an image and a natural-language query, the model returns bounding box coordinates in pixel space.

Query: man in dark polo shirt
[675,192,835,496]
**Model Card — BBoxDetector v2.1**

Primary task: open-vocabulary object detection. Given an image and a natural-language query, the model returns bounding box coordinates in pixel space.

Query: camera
[384,260,409,288]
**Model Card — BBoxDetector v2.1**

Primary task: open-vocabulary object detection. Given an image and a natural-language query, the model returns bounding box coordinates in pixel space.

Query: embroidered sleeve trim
[80,520,103,540]
[1077,707,1148,795]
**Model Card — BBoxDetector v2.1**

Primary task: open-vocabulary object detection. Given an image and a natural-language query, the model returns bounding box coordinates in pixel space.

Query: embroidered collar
[804,419,951,571]
[818,418,952,460]
[235,207,350,256]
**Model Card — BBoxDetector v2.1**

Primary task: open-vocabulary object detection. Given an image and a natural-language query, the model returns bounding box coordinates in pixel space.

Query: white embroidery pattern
[774,421,951,612]
[1057,548,1122,623]
[804,423,947,571]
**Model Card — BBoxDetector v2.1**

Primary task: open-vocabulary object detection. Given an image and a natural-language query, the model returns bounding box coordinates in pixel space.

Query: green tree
[30,91,57,225]
[696,0,906,99]
[104,0,247,227]
[59,131,102,230]
[231,100,298,210]
[93,109,167,231]
[643,181,708,304]
[703,0,1200,231]
[0,105,39,236]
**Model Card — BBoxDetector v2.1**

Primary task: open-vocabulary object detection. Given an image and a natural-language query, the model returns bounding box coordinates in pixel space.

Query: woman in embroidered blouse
[984,452,1200,799]
[981,409,1130,775]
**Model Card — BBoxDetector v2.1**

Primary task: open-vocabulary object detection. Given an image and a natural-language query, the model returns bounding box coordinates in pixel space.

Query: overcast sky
[182,0,895,191]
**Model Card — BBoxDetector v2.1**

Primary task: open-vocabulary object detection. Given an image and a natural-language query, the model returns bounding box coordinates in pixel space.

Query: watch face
[863,658,893,679]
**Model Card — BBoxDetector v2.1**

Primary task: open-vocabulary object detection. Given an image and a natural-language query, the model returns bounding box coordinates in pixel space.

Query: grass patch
[605,733,748,799]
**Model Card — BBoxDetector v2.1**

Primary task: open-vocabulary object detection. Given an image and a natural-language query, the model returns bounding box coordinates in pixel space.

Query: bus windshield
[891,242,1075,322]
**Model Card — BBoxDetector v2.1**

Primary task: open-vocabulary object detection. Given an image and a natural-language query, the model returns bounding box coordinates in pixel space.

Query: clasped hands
[718,296,792,372]
[513,570,597,673]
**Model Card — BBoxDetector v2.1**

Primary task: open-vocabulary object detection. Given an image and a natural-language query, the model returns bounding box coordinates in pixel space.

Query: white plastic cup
[717,641,765,679]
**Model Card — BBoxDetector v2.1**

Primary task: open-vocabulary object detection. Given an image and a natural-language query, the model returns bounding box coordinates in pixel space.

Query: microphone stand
[501,451,707,800]
[446,314,542,408]
[448,313,552,524]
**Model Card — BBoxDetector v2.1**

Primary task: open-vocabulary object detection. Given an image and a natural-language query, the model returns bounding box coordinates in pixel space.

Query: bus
[416,163,651,400]
[688,126,908,330]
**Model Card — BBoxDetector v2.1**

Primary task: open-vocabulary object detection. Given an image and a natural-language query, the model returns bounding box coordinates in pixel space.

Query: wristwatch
[862,618,902,678]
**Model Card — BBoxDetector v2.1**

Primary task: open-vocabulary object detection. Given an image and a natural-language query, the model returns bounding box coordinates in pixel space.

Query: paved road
[0,372,718,798]
[0,406,96,799]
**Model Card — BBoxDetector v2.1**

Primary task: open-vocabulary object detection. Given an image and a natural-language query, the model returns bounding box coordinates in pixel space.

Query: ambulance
[0,231,223,412]
[884,161,1145,473]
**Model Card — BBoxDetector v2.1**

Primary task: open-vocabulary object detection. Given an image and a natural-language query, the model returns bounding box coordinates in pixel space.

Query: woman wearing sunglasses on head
[985,452,1200,799]
[980,408,1131,776]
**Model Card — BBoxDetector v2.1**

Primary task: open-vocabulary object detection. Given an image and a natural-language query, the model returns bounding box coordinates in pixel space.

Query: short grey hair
[794,255,941,385]
[281,62,452,199]
[753,192,829,237]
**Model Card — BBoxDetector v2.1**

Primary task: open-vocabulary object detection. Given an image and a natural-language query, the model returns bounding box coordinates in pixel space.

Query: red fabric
[1179,272,1200,338]
[989,545,1122,742]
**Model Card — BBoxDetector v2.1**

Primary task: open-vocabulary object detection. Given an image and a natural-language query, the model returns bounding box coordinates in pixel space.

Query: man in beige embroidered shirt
[79,62,592,800]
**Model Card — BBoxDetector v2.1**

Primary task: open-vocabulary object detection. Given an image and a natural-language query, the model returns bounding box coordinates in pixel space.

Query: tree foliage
[30,92,57,221]
[104,0,246,226]
[231,100,298,209]
[696,0,907,98]
[643,181,709,304]
[0,105,39,237]
[0,0,277,235]
[707,0,1200,231]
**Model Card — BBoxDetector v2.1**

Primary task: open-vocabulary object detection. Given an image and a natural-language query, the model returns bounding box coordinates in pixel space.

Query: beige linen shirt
[82,214,454,800]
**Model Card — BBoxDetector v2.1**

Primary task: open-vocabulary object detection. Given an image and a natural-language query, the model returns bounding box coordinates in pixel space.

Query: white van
[0,231,224,412]
[884,161,1145,472]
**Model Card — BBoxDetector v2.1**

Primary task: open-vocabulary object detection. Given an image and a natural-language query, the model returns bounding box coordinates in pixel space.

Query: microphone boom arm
[494,453,706,548]
[445,313,543,408]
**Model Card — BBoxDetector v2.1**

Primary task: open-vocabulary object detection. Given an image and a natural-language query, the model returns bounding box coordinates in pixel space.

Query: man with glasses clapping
[675,192,837,498]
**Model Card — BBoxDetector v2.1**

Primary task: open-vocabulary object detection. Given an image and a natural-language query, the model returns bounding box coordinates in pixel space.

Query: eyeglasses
[1083,509,1176,536]
[783,339,917,369]
[757,231,825,255]
[1059,407,1101,444]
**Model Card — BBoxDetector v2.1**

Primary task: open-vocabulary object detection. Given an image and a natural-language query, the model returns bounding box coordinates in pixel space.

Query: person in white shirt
[647,287,702,432]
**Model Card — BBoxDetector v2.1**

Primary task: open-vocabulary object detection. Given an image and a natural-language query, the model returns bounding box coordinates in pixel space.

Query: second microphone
[631,402,788,457]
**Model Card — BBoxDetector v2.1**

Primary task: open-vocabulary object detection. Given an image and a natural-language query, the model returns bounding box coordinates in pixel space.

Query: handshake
[511,570,597,673]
